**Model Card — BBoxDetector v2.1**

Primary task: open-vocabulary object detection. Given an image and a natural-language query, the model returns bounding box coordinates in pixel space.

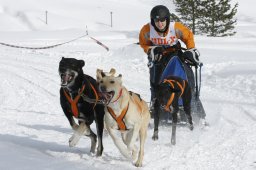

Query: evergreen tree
[173,0,238,37]
[173,0,201,34]
[198,0,238,36]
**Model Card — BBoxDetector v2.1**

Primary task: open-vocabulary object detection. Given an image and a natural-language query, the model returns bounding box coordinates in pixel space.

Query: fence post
[110,11,113,27]
[45,11,48,24]
[86,25,88,35]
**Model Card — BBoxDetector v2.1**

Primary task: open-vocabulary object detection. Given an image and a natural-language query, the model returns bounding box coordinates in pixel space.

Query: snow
[0,0,256,169]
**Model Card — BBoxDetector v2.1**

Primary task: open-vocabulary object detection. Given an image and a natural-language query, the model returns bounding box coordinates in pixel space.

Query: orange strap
[89,83,99,108]
[63,84,86,118]
[163,79,186,112]
[107,103,129,131]
[63,82,99,117]
[175,80,185,97]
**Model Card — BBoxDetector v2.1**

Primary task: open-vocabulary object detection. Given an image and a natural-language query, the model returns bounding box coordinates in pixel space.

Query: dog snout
[99,85,106,92]
[61,74,69,81]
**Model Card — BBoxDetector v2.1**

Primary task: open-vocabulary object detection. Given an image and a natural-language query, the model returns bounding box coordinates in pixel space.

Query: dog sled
[151,54,206,126]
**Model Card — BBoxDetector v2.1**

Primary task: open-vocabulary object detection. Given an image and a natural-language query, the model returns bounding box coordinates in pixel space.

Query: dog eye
[110,80,115,84]
[100,80,103,83]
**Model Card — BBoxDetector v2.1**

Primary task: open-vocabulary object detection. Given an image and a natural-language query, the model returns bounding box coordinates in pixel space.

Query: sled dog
[153,75,193,145]
[59,57,104,156]
[96,68,150,167]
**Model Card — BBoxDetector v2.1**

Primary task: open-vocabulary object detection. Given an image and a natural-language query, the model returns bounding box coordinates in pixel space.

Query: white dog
[96,68,150,167]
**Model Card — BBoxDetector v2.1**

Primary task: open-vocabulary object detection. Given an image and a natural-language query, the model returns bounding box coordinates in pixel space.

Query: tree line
[172,0,238,37]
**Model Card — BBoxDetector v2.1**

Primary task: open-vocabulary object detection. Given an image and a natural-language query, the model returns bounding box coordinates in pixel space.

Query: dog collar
[111,88,123,103]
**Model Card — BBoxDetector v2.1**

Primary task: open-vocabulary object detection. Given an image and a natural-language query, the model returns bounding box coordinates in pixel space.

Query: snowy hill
[0,0,256,170]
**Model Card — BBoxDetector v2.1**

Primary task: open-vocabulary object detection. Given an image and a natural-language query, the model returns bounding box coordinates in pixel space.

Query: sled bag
[160,56,187,82]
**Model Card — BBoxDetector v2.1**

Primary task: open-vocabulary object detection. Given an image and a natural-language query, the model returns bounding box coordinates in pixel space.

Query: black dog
[59,57,104,156]
[152,75,193,145]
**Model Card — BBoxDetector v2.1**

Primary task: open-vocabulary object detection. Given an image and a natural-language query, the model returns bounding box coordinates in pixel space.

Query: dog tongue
[103,93,113,101]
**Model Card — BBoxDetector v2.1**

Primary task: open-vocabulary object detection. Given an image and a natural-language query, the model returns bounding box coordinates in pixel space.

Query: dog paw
[152,130,159,140]
[171,138,176,145]
[152,132,159,140]
[189,123,194,131]
[189,126,194,131]
[152,135,158,140]
[69,133,81,147]
[134,159,143,167]
[96,148,103,157]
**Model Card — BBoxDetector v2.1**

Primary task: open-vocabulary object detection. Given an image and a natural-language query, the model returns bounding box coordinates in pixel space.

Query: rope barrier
[0,34,88,50]
[0,34,109,51]
[89,36,109,51]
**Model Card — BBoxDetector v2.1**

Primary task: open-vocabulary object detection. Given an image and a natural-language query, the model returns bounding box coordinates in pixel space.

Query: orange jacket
[139,22,195,53]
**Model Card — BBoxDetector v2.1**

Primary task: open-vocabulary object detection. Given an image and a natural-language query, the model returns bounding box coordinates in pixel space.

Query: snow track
[0,37,255,170]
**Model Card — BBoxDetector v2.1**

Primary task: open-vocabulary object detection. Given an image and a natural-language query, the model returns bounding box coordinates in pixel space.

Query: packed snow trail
[0,33,256,170]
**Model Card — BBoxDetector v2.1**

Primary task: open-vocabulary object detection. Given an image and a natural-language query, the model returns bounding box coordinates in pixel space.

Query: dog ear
[96,69,103,80]
[109,68,116,76]
[101,72,106,77]
[79,60,85,68]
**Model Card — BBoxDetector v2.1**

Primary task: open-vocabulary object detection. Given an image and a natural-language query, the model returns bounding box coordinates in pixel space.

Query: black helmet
[150,5,170,33]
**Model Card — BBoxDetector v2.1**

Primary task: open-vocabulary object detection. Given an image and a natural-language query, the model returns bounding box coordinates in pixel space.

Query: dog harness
[163,79,186,112]
[89,83,99,108]
[107,103,129,131]
[63,83,99,118]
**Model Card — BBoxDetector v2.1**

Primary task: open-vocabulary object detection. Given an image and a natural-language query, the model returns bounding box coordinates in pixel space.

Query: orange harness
[107,103,129,131]
[63,83,99,118]
[163,79,186,112]
[106,90,145,131]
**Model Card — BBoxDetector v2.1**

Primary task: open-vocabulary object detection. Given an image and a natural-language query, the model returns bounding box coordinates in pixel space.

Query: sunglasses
[154,18,166,22]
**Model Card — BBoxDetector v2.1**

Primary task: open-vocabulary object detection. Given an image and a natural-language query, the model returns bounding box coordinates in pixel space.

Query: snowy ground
[0,0,256,170]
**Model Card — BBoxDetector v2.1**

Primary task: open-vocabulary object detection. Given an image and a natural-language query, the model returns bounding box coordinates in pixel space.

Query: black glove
[182,48,201,65]
[148,46,164,62]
